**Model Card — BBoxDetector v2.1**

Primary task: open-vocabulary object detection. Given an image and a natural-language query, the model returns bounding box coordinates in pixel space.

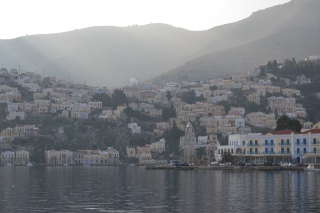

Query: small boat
[26,162,33,167]
[305,164,320,171]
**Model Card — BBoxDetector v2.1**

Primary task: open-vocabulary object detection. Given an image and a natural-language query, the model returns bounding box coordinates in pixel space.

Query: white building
[150,138,166,153]
[128,123,141,134]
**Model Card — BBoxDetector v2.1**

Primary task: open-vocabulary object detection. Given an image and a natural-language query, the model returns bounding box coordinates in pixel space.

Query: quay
[145,165,306,171]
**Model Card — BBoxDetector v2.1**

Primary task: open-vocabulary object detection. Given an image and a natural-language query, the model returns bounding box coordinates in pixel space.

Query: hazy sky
[1,0,290,39]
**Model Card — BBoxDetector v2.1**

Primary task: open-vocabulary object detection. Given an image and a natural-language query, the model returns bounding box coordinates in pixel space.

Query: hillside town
[1,56,320,166]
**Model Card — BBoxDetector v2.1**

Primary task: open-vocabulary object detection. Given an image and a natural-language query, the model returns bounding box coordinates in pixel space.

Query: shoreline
[145,165,308,171]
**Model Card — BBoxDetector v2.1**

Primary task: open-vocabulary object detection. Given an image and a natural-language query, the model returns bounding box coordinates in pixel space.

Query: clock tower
[180,122,197,164]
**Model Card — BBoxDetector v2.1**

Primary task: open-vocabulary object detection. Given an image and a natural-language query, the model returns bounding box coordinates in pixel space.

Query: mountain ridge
[150,0,320,83]
[0,0,319,87]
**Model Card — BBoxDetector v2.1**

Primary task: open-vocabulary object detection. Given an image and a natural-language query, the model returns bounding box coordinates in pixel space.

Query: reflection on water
[0,166,319,212]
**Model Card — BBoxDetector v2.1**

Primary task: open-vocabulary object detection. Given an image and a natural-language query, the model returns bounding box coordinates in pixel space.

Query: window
[265,148,268,154]
[243,141,245,145]
[287,139,290,145]
[255,140,258,145]
[313,138,317,144]
[303,148,306,153]
[303,139,306,145]
[314,148,317,153]
[297,148,300,153]
[271,140,274,145]
[281,148,284,153]
[265,140,268,145]
[297,139,300,145]
[281,139,284,145]
[250,148,252,153]
[271,148,274,153]
[250,140,252,145]
[255,148,258,154]
[287,148,290,153]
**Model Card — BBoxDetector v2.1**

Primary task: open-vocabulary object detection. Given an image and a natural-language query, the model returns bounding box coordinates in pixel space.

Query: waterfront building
[126,146,136,158]
[216,129,320,164]
[0,150,15,164]
[136,145,155,164]
[15,150,30,165]
[216,134,247,161]
[150,139,166,153]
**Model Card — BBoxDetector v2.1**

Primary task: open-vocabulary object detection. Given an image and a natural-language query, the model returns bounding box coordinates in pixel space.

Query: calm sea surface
[0,166,320,213]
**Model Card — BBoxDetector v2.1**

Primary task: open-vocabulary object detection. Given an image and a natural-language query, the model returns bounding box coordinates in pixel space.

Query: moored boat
[305,164,320,171]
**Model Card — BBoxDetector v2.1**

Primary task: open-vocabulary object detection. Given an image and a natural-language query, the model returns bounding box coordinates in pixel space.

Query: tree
[91,93,113,107]
[275,116,302,133]
[166,91,173,101]
[221,152,234,163]
[217,100,231,113]
[162,121,184,159]
[259,66,266,78]
[170,121,184,140]
[180,90,204,104]
[161,103,176,121]
[162,108,171,122]
[196,147,206,165]
[112,89,128,108]
[124,107,153,121]
[209,85,217,91]
[15,116,21,124]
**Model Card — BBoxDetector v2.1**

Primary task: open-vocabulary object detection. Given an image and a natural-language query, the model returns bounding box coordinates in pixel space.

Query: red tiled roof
[271,130,294,135]
[301,129,320,134]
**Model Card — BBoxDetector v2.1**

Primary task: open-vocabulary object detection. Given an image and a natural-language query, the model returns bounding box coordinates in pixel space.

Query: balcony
[278,151,291,155]
[262,143,275,146]
[262,151,275,154]
[279,142,291,146]
[248,151,259,154]
[247,143,259,146]
[307,151,320,154]
[296,142,308,145]
[294,151,307,154]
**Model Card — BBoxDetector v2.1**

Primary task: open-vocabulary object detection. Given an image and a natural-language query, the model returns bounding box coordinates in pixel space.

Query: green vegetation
[275,116,302,133]
[262,58,320,122]
[265,58,320,82]
[111,89,128,108]
[0,103,7,119]
[220,152,234,163]
[162,121,184,160]
[91,89,128,109]
[16,85,34,102]
[91,93,113,107]
[166,91,173,101]
[124,107,155,121]
[180,90,205,104]
[13,136,55,163]
[295,84,320,122]
[161,103,176,121]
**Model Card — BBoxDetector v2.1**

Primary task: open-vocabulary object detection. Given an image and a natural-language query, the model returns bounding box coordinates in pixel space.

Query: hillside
[0,24,209,87]
[151,0,320,83]
[1,0,319,87]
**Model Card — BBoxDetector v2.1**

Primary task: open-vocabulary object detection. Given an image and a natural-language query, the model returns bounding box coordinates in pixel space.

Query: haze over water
[0,166,319,212]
